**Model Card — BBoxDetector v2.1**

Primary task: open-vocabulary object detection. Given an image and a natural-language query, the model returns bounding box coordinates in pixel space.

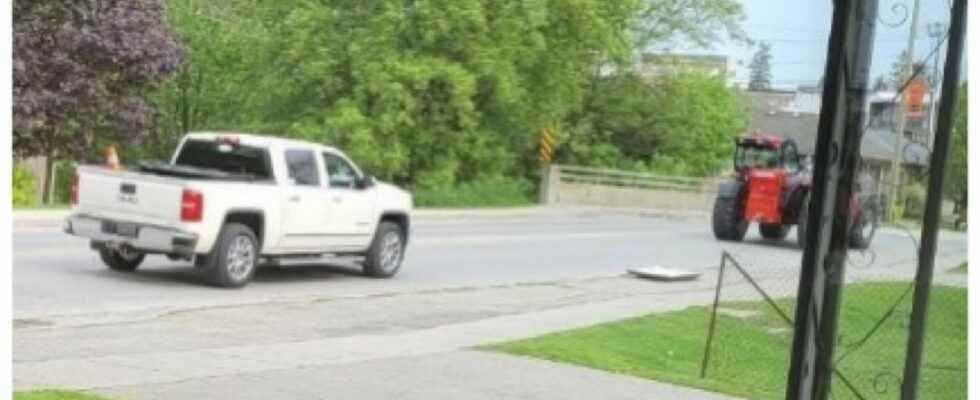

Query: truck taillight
[70,170,79,206]
[181,189,204,222]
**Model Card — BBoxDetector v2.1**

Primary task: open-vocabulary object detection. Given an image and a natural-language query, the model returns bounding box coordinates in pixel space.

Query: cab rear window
[175,139,273,180]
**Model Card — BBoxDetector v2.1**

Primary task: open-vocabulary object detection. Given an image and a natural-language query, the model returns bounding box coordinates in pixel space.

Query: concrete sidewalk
[95,350,738,400]
[15,275,742,399]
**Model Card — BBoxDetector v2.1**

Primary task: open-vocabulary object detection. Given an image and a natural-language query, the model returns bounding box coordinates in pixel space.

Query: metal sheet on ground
[627,266,700,281]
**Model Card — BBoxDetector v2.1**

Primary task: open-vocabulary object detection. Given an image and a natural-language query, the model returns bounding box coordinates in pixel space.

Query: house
[745,88,932,196]
[638,53,729,81]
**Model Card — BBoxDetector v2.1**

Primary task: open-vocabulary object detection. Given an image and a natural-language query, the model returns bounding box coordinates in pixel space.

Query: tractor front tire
[849,210,877,250]
[759,223,790,240]
[712,195,748,241]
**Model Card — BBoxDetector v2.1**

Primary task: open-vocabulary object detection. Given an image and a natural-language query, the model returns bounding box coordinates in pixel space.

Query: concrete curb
[12,210,71,229]
[14,206,708,229]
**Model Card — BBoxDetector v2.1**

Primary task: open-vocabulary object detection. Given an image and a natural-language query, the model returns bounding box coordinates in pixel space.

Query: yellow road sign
[538,128,556,164]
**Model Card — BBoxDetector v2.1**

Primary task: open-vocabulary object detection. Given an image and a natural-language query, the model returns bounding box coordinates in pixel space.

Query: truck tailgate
[76,166,186,226]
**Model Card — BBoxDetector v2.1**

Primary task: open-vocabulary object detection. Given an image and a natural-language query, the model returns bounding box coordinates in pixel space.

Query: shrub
[413,178,534,208]
[52,160,76,205]
[12,165,37,207]
[903,183,926,219]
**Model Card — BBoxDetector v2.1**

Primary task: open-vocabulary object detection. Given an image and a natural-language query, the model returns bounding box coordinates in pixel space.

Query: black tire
[796,194,810,249]
[712,195,748,241]
[759,223,790,240]
[363,221,406,278]
[99,247,145,272]
[849,208,877,250]
[200,223,259,288]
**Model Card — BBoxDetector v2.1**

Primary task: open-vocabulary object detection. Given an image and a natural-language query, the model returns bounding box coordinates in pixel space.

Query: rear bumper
[64,213,198,257]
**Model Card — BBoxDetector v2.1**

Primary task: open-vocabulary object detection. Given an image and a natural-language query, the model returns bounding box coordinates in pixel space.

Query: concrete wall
[541,165,718,216]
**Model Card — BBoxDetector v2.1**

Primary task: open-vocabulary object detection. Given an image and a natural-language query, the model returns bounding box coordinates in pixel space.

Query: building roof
[641,53,728,65]
[744,91,928,166]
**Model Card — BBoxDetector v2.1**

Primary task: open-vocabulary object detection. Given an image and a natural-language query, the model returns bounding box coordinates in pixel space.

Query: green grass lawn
[14,391,111,400]
[485,282,966,400]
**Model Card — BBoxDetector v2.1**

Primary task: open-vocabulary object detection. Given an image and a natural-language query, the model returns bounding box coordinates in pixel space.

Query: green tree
[889,49,911,91]
[154,0,645,187]
[873,75,889,91]
[648,71,748,175]
[943,83,967,227]
[562,71,748,176]
[151,0,748,188]
[748,42,772,91]
[13,0,184,202]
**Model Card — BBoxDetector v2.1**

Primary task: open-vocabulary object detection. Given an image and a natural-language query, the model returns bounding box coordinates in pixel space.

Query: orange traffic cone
[105,145,121,171]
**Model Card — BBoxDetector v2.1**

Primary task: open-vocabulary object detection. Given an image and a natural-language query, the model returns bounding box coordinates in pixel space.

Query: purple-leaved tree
[13,0,184,202]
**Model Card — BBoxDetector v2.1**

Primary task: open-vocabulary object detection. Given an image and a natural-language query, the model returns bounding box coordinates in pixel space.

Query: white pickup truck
[65,132,413,287]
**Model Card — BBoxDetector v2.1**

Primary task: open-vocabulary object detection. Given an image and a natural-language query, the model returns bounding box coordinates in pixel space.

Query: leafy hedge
[413,178,534,208]
[12,165,37,207]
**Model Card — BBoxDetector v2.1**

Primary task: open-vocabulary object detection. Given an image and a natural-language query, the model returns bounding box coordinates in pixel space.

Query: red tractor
[711,134,878,249]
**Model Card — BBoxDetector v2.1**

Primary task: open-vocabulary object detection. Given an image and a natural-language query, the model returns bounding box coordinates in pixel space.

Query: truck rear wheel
[759,223,789,240]
[201,223,258,288]
[363,221,405,278]
[712,195,748,241]
[99,246,145,272]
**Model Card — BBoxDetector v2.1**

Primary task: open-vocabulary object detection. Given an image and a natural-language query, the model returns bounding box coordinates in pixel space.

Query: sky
[662,0,961,90]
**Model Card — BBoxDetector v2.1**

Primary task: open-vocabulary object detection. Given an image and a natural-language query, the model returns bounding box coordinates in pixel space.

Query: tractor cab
[733,134,801,173]
[734,135,800,226]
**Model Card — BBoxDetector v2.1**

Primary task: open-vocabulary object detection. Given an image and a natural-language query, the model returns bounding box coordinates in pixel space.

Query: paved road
[12,210,968,398]
[13,211,967,321]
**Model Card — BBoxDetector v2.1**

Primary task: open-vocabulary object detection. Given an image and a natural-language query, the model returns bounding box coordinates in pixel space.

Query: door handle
[288,195,301,202]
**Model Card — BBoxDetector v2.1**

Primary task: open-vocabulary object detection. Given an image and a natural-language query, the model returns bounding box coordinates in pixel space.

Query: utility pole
[888,0,920,220]
[926,22,946,150]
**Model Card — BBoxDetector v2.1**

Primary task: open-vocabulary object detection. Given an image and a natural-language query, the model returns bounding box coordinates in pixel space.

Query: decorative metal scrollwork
[879,1,910,28]
[873,371,903,394]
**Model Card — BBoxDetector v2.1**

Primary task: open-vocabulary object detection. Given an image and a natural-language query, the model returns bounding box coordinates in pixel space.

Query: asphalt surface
[13,211,967,321]
[12,210,968,398]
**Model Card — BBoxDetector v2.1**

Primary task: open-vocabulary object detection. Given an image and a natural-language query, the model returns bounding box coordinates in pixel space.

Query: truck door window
[322,153,357,189]
[285,150,320,186]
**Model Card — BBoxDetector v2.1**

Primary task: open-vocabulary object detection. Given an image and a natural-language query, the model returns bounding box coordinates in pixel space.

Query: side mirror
[356,175,376,190]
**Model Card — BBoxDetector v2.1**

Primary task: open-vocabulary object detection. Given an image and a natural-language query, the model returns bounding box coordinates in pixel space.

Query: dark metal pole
[900,1,967,398]
[700,252,728,378]
[786,1,879,399]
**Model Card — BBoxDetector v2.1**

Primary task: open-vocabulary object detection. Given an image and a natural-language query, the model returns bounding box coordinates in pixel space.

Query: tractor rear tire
[849,209,876,250]
[759,223,789,240]
[712,195,748,241]
[796,194,810,249]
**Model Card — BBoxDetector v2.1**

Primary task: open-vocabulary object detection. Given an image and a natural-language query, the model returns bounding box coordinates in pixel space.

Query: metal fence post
[900,1,967,398]
[700,252,728,378]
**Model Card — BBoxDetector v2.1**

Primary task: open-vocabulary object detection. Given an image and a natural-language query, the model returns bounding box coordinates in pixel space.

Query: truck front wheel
[363,221,406,278]
[201,223,258,288]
